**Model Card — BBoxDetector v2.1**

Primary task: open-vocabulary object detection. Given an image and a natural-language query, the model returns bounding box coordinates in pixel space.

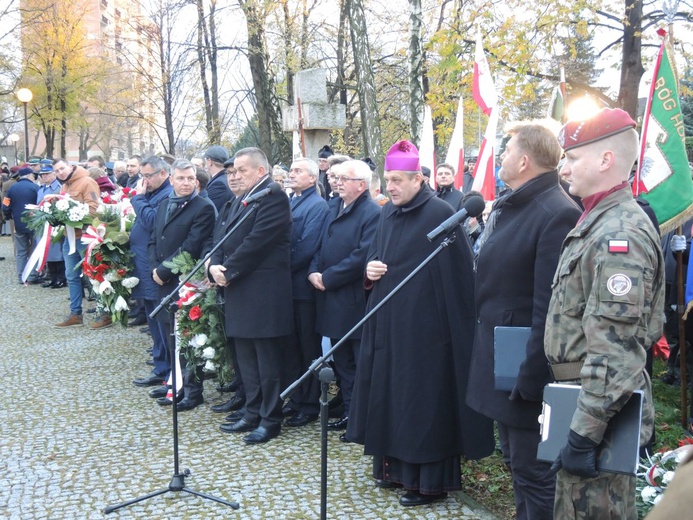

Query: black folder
[493,326,531,391]
[536,384,643,475]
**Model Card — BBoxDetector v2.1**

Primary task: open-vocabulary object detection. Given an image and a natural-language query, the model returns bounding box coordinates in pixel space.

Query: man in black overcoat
[346,140,494,507]
[435,162,464,210]
[208,147,293,444]
[466,122,581,520]
[148,159,216,410]
[308,160,380,433]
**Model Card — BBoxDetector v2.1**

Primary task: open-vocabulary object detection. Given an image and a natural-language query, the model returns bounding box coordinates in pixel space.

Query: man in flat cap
[203,145,232,212]
[545,108,664,519]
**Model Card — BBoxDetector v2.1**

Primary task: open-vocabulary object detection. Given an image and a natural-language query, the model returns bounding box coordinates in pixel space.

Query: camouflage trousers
[555,470,636,519]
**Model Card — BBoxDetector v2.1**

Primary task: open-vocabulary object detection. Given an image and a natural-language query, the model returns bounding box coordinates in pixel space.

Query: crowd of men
[0,108,672,518]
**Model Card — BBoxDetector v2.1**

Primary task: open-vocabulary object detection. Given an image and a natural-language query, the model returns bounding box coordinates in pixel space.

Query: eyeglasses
[334,176,363,184]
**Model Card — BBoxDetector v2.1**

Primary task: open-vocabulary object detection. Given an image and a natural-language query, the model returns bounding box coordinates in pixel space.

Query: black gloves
[550,430,599,478]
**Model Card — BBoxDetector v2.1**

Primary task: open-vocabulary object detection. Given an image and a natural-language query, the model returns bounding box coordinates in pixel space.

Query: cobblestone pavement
[0,237,498,520]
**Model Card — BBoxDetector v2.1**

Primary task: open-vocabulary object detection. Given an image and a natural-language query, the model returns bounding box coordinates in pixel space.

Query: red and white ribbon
[81,223,107,261]
[22,221,53,283]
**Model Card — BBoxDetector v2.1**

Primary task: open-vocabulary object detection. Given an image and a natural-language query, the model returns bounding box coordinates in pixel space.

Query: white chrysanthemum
[55,199,70,211]
[41,203,52,213]
[662,470,676,485]
[204,360,216,372]
[193,333,208,347]
[641,486,659,503]
[99,280,114,295]
[121,277,139,289]
[202,346,215,360]
[114,295,129,311]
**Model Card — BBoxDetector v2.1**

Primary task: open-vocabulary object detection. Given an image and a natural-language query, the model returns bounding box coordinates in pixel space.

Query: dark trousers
[46,260,66,283]
[330,337,360,417]
[145,299,171,379]
[236,336,284,427]
[227,337,245,399]
[285,301,322,415]
[498,422,555,520]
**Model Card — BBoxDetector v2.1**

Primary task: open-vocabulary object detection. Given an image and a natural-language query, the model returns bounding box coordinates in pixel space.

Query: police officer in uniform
[545,108,665,519]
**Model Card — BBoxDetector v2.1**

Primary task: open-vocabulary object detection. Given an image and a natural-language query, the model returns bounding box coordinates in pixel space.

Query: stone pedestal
[282,68,346,160]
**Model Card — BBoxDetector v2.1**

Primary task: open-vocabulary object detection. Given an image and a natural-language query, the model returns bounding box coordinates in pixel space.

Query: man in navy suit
[148,159,216,411]
[209,147,293,444]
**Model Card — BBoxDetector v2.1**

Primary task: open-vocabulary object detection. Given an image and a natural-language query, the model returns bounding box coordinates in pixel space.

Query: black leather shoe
[243,425,281,444]
[128,315,147,327]
[149,385,169,398]
[157,393,183,406]
[41,280,54,288]
[210,395,245,413]
[176,396,203,411]
[220,418,259,433]
[145,360,154,366]
[139,326,149,333]
[374,479,402,489]
[145,347,153,354]
[282,405,297,417]
[285,412,318,427]
[133,373,165,387]
[327,416,348,430]
[399,491,447,506]
[51,281,67,289]
[216,378,239,393]
[339,433,351,443]
[224,408,246,422]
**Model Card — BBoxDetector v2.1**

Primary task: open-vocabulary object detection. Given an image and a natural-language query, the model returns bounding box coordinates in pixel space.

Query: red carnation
[122,187,131,195]
[103,195,112,204]
[189,305,202,321]
[117,268,127,277]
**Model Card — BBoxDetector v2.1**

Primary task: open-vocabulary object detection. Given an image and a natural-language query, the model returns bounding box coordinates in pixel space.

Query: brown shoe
[90,315,113,330]
[54,314,83,328]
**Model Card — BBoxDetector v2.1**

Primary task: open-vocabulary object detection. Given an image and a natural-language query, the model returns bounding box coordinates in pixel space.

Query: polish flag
[445,96,465,190]
[471,30,498,201]
[419,105,436,188]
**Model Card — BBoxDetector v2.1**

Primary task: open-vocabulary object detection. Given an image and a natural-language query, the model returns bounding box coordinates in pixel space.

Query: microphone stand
[281,232,458,520]
[105,203,261,514]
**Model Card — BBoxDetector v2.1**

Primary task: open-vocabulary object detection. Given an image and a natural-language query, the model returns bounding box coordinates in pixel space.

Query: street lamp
[8,133,20,166]
[16,87,33,162]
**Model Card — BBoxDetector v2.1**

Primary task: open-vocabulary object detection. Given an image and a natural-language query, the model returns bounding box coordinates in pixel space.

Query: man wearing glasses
[308,160,380,437]
[130,156,173,392]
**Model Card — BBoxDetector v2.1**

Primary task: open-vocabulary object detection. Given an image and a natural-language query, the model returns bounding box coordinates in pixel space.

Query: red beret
[558,108,636,151]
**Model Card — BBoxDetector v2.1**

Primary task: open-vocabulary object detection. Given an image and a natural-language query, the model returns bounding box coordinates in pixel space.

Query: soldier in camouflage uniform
[544,108,665,519]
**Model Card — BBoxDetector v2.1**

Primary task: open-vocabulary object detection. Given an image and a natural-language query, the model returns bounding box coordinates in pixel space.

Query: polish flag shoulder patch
[608,239,629,254]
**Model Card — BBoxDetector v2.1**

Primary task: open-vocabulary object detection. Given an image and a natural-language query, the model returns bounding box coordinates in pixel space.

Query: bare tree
[408,0,424,146]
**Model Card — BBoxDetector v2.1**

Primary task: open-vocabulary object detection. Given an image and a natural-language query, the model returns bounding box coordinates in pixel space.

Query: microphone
[426,195,486,242]
[241,182,282,207]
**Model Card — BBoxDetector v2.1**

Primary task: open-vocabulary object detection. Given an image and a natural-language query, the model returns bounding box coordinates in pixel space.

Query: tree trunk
[348,0,383,171]
[282,0,294,104]
[208,0,220,144]
[409,0,424,146]
[334,0,348,106]
[196,0,213,141]
[617,0,644,118]
[239,0,273,158]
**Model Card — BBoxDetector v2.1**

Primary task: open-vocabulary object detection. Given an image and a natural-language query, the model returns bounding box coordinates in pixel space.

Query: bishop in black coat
[346,174,494,496]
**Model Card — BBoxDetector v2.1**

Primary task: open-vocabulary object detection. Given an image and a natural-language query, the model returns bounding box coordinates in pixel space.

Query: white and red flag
[445,96,465,190]
[419,105,436,188]
[471,30,498,201]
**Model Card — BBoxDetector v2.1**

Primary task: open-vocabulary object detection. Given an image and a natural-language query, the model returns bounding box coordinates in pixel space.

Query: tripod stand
[281,234,457,520]
[104,205,263,514]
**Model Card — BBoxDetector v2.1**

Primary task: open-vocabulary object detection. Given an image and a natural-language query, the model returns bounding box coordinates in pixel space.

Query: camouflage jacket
[544,186,664,446]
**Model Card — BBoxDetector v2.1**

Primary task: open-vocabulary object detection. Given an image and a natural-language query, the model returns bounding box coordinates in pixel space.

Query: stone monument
[282,68,346,161]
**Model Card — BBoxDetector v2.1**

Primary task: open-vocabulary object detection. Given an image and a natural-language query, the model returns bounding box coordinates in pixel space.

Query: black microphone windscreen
[464,196,486,218]
[268,182,282,194]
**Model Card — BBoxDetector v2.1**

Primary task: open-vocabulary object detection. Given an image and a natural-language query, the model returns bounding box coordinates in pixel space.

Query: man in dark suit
[466,122,581,520]
[209,147,293,444]
[130,156,174,391]
[308,159,380,434]
[148,159,216,410]
[204,145,232,212]
[282,158,329,427]
[435,162,463,210]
